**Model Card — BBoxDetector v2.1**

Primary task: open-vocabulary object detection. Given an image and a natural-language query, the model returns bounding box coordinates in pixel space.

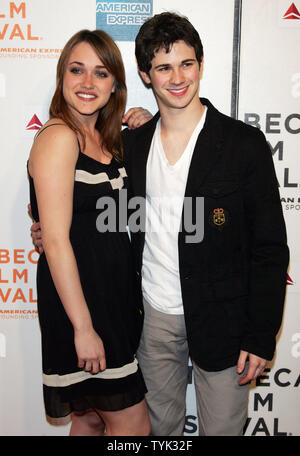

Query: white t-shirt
[142,108,207,314]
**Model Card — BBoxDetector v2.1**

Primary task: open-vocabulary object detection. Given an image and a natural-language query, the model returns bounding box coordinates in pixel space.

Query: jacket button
[136,271,140,276]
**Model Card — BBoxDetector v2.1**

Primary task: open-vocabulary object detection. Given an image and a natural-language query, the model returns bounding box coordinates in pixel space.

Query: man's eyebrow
[154,58,196,69]
[153,63,171,69]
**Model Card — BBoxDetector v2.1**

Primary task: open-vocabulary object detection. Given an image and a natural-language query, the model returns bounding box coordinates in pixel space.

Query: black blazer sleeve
[239,127,289,360]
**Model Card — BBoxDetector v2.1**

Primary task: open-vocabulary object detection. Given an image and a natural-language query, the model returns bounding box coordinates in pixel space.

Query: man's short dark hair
[135,12,203,74]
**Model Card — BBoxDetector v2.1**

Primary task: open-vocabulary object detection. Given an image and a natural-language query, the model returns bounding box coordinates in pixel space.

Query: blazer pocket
[197,181,243,236]
[213,275,247,300]
[197,181,239,198]
[222,295,247,337]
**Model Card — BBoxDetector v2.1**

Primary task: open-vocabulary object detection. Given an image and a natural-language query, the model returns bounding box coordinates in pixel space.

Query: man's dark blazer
[122,98,289,372]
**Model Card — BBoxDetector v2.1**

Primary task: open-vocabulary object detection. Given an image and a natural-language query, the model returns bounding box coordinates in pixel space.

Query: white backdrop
[238,0,300,436]
[0,0,299,436]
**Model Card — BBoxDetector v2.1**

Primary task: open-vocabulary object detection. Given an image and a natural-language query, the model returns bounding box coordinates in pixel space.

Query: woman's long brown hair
[49,29,127,161]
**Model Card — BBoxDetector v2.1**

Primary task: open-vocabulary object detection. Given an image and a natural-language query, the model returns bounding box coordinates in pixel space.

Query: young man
[122,12,289,436]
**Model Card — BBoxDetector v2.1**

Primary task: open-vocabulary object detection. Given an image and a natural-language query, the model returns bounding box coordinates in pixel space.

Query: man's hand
[30,220,43,253]
[28,204,43,254]
[122,107,152,129]
[237,350,268,385]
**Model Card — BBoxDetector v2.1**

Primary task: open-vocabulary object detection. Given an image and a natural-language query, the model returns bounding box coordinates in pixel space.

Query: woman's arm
[29,125,106,374]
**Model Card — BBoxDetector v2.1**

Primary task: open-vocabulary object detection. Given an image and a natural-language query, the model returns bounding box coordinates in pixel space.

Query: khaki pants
[137,298,249,436]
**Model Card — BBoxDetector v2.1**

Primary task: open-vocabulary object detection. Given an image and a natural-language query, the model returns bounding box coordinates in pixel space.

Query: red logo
[283,3,300,19]
[287,273,294,285]
[26,114,42,130]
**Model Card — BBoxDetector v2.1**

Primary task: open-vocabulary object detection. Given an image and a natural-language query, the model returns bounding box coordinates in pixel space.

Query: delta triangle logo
[26,114,42,130]
[287,273,294,285]
[283,2,300,19]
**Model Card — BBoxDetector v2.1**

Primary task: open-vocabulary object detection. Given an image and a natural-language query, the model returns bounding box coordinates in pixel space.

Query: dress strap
[34,123,65,140]
[34,123,82,153]
[76,138,82,153]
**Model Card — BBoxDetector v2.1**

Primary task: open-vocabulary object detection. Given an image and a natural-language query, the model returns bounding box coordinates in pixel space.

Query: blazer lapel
[184,99,225,197]
[130,112,160,199]
[128,113,160,268]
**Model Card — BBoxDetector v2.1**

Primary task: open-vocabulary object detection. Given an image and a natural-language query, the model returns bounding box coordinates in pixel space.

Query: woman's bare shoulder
[29,118,79,174]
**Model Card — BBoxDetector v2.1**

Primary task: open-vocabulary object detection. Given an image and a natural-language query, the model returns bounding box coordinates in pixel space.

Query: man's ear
[138,69,151,85]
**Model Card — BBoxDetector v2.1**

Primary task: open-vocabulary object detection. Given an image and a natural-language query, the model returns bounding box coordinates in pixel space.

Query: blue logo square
[96,0,153,42]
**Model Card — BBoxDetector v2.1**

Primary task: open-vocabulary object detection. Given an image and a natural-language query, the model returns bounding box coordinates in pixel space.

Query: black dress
[28,144,146,418]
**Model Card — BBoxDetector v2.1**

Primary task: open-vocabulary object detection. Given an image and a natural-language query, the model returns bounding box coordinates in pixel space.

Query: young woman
[28,29,150,436]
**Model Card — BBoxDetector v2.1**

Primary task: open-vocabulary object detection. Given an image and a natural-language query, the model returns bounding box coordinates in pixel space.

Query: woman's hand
[74,327,106,375]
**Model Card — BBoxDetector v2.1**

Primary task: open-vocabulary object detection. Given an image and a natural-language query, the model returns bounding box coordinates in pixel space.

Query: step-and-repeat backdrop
[0,0,299,436]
